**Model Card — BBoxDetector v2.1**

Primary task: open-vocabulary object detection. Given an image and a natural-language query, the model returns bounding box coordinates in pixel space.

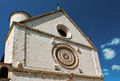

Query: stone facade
[0,9,103,81]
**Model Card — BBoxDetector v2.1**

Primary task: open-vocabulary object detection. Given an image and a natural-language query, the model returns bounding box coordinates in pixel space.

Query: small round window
[57,24,71,38]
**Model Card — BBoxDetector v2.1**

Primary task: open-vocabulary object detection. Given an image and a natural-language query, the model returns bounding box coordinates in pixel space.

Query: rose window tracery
[52,43,79,69]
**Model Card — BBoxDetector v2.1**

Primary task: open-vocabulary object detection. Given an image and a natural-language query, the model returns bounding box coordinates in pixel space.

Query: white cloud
[108,38,120,45]
[103,73,109,75]
[102,69,109,76]
[112,65,120,70]
[101,38,120,49]
[101,45,105,49]
[103,69,109,72]
[102,48,115,59]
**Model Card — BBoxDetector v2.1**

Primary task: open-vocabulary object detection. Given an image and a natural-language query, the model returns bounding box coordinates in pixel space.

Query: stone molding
[11,67,104,80]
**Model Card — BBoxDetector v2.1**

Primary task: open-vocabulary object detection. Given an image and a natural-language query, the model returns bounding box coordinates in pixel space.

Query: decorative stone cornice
[4,22,97,50]
[11,67,104,80]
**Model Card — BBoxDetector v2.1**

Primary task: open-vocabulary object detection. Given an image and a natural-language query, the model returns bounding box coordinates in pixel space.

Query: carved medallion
[52,43,79,69]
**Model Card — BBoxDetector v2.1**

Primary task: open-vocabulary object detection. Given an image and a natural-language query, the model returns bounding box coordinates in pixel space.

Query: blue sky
[0,0,120,81]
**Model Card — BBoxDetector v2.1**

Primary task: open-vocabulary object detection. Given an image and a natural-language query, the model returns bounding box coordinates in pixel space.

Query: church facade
[0,9,104,81]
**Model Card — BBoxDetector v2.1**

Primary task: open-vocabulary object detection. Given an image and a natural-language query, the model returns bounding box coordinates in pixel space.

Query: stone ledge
[0,78,10,81]
[11,68,104,80]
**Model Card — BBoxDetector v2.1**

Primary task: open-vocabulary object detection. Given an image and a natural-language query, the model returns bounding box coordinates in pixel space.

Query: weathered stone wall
[4,26,15,63]
[12,71,68,81]
[12,25,26,67]
[93,51,102,75]
[24,31,97,76]
[11,25,101,76]
[11,71,103,81]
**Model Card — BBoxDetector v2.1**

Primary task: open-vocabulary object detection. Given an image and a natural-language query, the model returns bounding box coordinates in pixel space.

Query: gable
[19,9,96,49]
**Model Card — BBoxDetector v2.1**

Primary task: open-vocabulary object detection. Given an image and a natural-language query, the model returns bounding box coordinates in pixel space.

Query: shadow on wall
[0,55,4,62]
[0,67,8,78]
[0,55,8,78]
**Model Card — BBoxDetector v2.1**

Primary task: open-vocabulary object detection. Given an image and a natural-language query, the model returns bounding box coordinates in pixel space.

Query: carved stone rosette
[52,43,79,69]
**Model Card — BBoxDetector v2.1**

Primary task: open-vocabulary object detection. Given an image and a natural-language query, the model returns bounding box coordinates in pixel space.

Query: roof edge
[19,9,62,24]
[4,22,16,42]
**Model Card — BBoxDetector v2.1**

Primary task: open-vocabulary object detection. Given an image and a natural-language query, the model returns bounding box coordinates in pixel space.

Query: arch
[0,67,8,78]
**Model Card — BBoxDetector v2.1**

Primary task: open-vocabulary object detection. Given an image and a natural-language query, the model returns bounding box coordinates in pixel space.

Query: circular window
[52,43,79,69]
[57,24,71,38]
